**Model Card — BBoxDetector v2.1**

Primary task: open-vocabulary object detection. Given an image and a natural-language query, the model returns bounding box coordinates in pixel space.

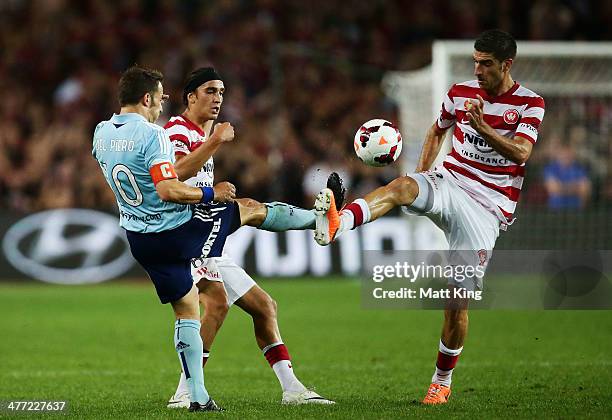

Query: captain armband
[149,162,177,185]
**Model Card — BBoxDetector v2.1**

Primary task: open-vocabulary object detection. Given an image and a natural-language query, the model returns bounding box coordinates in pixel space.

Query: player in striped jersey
[165,68,335,406]
[313,30,545,404]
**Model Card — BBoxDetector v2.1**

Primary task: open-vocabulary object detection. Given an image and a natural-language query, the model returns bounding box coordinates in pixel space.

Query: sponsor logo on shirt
[119,211,162,223]
[519,123,538,135]
[464,132,493,154]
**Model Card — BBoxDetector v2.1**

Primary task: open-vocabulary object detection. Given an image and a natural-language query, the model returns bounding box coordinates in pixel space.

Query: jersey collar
[112,113,148,123]
[179,114,206,137]
[481,82,520,102]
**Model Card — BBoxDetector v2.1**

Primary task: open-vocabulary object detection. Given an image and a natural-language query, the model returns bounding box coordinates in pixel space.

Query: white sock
[263,342,307,393]
[338,198,371,236]
[338,211,354,235]
[432,366,453,387]
[272,360,307,393]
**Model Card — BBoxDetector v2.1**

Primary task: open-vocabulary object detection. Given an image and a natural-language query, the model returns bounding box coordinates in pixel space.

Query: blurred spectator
[543,143,591,210]
[0,0,610,214]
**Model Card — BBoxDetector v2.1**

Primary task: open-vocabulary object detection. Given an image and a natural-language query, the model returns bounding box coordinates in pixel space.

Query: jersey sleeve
[165,123,192,156]
[436,85,457,130]
[91,122,105,159]
[143,126,176,169]
[516,96,545,144]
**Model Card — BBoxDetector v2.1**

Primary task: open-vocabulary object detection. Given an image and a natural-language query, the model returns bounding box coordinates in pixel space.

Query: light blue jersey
[92,113,192,233]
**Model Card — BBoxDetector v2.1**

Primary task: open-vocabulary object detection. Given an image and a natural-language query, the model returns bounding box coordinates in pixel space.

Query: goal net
[383,41,612,249]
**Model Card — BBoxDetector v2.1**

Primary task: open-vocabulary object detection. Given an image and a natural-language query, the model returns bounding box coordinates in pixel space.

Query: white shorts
[190,254,256,306]
[402,167,500,290]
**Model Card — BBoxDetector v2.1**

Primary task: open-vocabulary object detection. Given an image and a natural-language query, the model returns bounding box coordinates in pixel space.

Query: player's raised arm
[416,83,457,172]
[415,122,450,172]
[174,122,235,181]
[155,177,236,204]
[151,161,235,204]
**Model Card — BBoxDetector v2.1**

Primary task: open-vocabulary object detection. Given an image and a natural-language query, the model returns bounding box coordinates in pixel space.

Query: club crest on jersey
[503,109,519,125]
[477,249,488,266]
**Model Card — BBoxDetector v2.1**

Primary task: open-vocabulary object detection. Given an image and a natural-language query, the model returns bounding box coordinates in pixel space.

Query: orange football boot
[314,188,340,245]
[422,383,451,405]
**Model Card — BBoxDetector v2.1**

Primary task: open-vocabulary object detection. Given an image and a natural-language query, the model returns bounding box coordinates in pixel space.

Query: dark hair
[118,65,164,106]
[183,67,222,105]
[474,29,517,62]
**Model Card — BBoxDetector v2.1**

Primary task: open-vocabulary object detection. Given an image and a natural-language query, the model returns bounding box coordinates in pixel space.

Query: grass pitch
[1,278,611,418]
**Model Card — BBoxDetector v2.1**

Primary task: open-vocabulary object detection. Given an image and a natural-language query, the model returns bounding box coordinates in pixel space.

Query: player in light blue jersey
[93,108,193,233]
[92,66,238,412]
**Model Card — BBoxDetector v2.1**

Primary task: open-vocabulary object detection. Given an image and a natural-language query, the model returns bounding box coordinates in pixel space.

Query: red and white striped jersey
[436,80,545,224]
[163,115,214,188]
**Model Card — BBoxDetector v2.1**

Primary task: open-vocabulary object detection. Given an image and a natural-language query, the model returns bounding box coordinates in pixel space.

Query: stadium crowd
[0,0,611,213]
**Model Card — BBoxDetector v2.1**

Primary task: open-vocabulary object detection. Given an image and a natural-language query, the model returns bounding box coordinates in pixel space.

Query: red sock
[432,340,463,387]
[341,199,371,230]
[263,343,305,392]
[436,351,459,370]
[264,343,290,366]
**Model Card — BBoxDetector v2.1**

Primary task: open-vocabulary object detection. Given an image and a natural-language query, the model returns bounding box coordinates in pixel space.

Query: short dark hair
[118,65,163,106]
[474,29,517,62]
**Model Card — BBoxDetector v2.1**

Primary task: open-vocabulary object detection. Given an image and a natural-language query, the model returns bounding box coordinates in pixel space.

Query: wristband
[199,186,214,204]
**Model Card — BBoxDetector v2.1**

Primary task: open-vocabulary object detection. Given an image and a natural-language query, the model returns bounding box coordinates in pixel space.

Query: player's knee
[255,294,278,320]
[387,176,418,206]
[204,297,229,322]
[172,285,200,320]
[445,307,469,328]
[237,198,266,226]
[214,302,230,323]
[268,297,278,317]
[238,197,262,209]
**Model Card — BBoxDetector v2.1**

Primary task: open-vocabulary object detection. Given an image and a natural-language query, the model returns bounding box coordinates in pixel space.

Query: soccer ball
[353,119,402,167]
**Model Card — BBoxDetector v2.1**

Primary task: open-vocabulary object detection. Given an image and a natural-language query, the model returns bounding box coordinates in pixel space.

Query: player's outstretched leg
[314,175,421,245]
[238,172,346,232]
[235,285,335,405]
[169,284,224,412]
[423,295,469,405]
[235,198,313,231]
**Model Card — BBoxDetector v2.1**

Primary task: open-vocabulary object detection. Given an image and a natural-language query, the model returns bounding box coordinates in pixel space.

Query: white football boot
[282,389,335,405]
[167,391,190,409]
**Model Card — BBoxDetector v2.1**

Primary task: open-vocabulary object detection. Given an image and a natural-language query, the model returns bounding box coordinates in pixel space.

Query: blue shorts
[126,203,241,304]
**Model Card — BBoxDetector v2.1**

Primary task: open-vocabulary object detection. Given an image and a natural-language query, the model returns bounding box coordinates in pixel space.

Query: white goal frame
[382,41,612,249]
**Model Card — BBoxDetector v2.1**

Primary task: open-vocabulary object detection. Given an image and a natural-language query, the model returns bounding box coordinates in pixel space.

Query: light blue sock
[259,202,316,231]
[175,319,209,404]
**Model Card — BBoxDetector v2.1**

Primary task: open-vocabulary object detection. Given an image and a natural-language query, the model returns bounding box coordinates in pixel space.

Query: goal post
[383,41,612,249]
